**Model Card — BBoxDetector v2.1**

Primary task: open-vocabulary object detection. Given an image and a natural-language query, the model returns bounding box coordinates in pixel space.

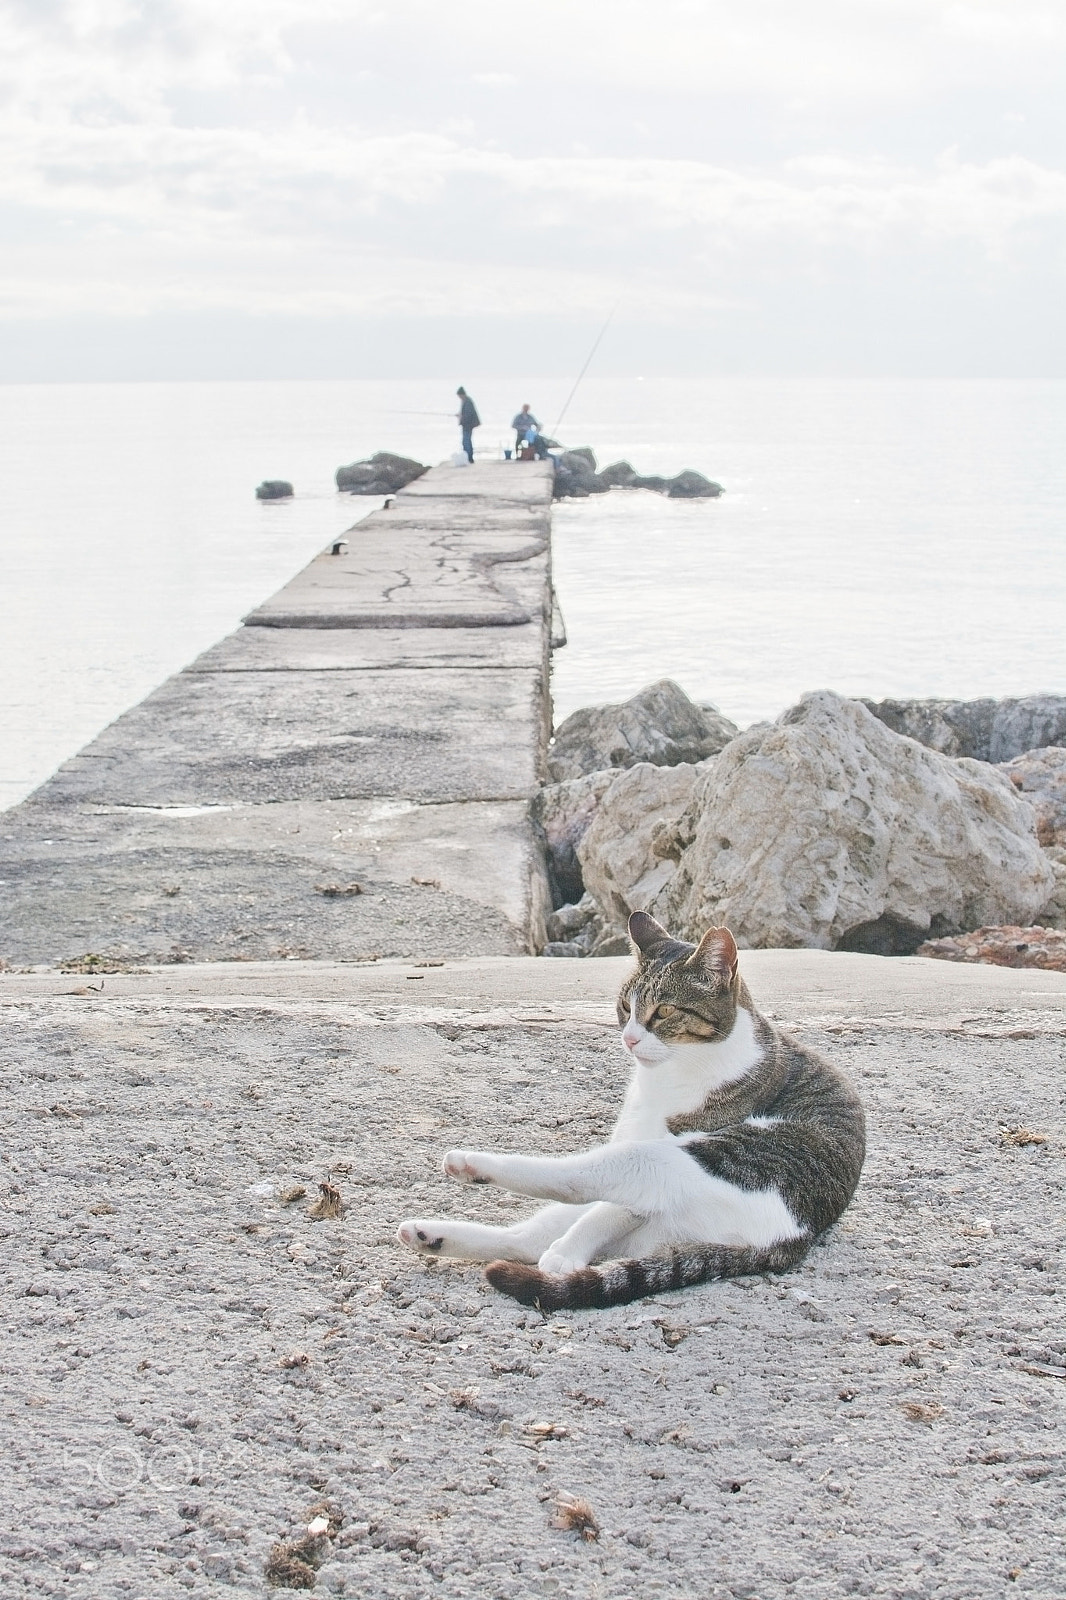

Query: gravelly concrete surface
[19,667,546,809]
[0,808,538,966]
[1,956,1064,1599]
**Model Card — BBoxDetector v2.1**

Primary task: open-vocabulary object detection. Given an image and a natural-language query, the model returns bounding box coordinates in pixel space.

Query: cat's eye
[654,1004,675,1019]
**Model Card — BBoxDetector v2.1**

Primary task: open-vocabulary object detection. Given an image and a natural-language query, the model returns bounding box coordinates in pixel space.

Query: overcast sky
[2,0,1065,379]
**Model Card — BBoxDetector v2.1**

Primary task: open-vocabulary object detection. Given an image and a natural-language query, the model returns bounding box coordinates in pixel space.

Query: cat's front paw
[397,1219,446,1254]
[443,1149,495,1186]
[537,1246,585,1276]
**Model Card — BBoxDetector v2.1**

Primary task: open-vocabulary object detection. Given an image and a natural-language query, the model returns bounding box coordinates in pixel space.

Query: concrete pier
[0,461,557,966]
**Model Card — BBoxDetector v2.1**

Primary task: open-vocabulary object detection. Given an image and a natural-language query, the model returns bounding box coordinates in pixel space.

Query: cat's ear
[628,910,672,955]
[686,927,739,982]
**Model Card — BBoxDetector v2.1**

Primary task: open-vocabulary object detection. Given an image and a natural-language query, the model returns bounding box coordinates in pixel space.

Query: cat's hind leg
[397,1202,589,1264]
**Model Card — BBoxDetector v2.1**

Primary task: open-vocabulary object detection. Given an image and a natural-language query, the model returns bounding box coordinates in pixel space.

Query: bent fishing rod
[551,305,618,440]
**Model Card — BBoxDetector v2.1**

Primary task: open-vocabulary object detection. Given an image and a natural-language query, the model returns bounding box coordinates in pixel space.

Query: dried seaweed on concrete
[308,1180,343,1220]
[553,1495,600,1541]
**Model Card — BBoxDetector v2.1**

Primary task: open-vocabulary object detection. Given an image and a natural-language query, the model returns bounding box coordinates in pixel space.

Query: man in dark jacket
[456,387,480,462]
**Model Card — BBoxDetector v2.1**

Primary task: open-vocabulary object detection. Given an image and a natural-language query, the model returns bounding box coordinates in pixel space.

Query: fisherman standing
[456,387,480,463]
[511,403,541,452]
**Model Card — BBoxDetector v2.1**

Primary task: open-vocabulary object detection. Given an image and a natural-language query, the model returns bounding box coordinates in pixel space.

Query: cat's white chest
[611,1008,763,1143]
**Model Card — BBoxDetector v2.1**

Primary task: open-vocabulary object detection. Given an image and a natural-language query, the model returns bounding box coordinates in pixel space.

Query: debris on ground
[999,1126,1048,1147]
[902,1401,945,1424]
[553,1495,600,1541]
[308,1179,343,1219]
[918,925,1066,970]
[265,1540,316,1589]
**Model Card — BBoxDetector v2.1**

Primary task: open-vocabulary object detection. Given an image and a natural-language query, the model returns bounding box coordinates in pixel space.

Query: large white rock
[576,761,702,931]
[654,692,1056,953]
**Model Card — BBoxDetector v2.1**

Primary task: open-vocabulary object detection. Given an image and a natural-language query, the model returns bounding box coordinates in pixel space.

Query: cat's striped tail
[484,1236,810,1311]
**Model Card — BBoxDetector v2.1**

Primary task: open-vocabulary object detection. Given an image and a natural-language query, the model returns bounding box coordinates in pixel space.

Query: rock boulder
[547,680,739,784]
[1037,847,1066,929]
[553,449,609,499]
[541,892,609,957]
[666,469,724,499]
[655,692,1056,953]
[335,452,426,495]
[552,451,724,500]
[576,762,701,933]
[255,480,293,500]
[997,746,1066,847]
[530,770,616,907]
[598,460,639,487]
[864,695,1066,763]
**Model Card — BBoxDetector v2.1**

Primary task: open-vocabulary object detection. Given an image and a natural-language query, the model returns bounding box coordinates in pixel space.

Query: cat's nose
[621,1024,640,1051]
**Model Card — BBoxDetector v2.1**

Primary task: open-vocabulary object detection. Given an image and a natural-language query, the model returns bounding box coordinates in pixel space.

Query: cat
[397,911,865,1310]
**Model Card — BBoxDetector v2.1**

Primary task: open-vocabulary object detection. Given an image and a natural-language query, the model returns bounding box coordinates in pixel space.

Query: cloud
[4,0,1065,123]
[0,0,1063,370]
[1,108,1063,318]
[0,0,352,114]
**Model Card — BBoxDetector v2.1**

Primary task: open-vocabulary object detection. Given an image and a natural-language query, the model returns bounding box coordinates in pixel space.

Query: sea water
[1,376,1064,811]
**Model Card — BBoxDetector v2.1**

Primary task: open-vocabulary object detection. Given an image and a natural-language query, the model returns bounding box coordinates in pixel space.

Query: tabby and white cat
[397,912,865,1310]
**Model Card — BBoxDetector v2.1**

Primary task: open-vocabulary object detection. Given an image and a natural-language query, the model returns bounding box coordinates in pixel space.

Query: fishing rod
[551,305,617,439]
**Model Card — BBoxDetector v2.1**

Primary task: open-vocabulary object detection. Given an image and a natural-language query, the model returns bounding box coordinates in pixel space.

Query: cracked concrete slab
[398,460,551,502]
[247,468,552,630]
[18,668,547,808]
[188,624,547,673]
[245,544,539,629]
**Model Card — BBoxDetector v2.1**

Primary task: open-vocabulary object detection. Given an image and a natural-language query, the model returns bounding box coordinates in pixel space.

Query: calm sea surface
[2,377,1064,810]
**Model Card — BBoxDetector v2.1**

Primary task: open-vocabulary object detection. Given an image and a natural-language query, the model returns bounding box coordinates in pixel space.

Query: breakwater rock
[537,688,1062,957]
[655,693,1054,953]
[553,448,723,501]
[572,760,700,955]
[532,769,617,908]
[336,452,426,494]
[997,745,1066,846]
[255,479,294,500]
[864,694,1066,763]
[996,746,1066,930]
[547,678,738,783]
